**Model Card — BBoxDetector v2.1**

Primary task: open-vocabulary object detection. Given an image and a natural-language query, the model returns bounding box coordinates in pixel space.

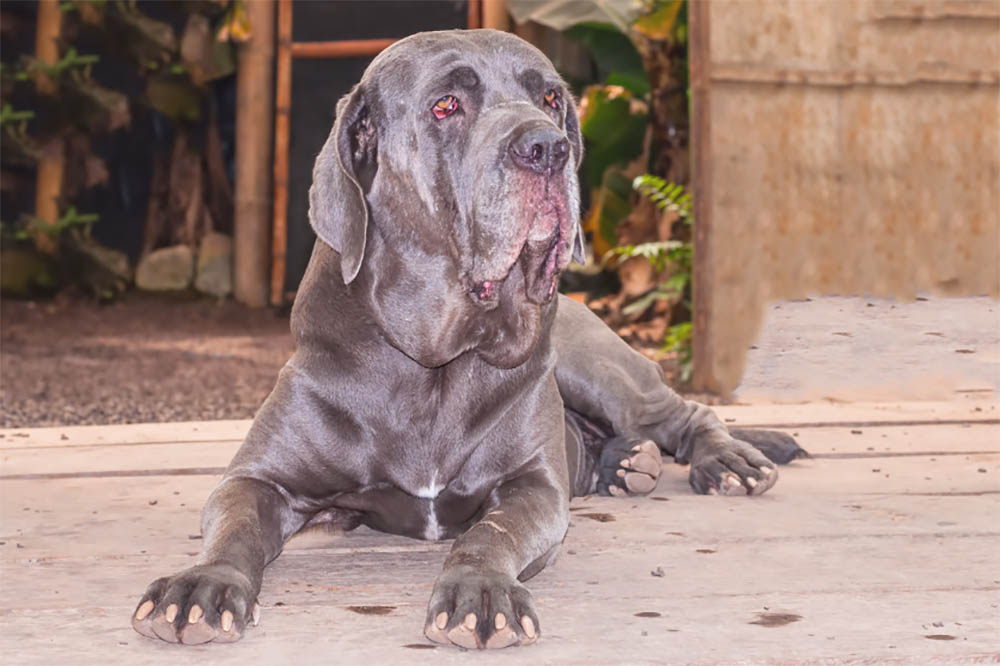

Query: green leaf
[605,71,650,97]
[632,174,693,217]
[565,22,648,96]
[591,174,632,247]
[146,74,202,122]
[580,89,647,188]
[621,290,661,317]
[633,0,684,41]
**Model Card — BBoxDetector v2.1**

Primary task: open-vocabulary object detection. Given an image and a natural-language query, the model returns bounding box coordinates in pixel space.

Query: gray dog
[132,30,804,650]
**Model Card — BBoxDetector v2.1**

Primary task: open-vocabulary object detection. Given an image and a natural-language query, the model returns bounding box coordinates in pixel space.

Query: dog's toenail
[188,605,203,624]
[135,600,153,621]
[464,613,477,630]
[521,615,536,638]
[495,613,507,630]
[221,610,234,632]
[620,459,630,468]
[616,469,626,478]
[746,477,758,488]
[252,602,261,626]
[165,604,178,622]
[435,612,448,629]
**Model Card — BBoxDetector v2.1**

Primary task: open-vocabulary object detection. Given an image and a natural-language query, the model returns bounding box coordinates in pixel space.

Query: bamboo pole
[32,0,62,254]
[291,38,395,59]
[270,0,292,306]
[234,0,276,307]
[482,0,509,31]
[467,0,482,29]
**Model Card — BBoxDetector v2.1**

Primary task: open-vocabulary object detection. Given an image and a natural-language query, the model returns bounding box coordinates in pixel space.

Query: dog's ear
[563,94,587,264]
[309,85,378,284]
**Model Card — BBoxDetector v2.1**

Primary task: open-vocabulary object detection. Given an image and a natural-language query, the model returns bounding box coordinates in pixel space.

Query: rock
[136,245,194,291]
[194,232,232,297]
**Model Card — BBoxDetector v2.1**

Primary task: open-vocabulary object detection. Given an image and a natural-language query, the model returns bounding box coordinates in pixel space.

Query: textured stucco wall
[699,0,1000,394]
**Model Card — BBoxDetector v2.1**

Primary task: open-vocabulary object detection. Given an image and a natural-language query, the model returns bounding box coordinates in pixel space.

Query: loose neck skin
[291,238,558,383]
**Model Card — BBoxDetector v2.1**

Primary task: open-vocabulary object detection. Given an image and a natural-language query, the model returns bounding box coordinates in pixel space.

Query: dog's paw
[690,438,778,497]
[597,437,662,497]
[424,566,539,649]
[132,564,258,645]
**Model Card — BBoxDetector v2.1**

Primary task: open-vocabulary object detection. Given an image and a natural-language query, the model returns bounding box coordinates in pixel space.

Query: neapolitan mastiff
[132,30,804,650]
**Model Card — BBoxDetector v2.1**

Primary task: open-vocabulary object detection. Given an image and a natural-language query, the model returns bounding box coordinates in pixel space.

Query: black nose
[509,124,570,173]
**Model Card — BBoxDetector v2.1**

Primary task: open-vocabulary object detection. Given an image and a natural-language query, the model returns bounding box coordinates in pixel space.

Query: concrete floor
[737,295,1000,403]
[1,400,997,665]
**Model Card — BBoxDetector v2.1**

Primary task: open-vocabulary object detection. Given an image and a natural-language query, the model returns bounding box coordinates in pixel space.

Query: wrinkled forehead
[363,30,562,107]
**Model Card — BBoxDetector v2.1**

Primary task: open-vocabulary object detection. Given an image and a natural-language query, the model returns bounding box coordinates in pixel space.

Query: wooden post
[32,0,62,254]
[269,0,292,306]
[482,0,509,31]
[234,0,276,307]
[689,0,716,393]
[467,0,482,30]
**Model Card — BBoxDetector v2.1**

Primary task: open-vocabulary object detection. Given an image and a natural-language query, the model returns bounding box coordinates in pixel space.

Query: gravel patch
[1,294,294,427]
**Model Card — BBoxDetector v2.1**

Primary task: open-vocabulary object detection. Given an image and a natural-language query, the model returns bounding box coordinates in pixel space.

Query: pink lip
[475,280,495,300]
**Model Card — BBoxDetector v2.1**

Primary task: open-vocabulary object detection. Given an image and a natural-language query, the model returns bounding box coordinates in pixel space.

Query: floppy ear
[563,93,587,264]
[308,85,378,284]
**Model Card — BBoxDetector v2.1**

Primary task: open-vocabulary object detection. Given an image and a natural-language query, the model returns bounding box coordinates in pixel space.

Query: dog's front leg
[424,468,569,650]
[553,295,807,496]
[131,476,305,644]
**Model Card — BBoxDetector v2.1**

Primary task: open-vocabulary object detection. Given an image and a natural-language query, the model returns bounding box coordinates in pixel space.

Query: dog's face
[309,30,583,368]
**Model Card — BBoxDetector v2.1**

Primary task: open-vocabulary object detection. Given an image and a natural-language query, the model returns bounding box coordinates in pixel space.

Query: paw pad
[599,438,662,496]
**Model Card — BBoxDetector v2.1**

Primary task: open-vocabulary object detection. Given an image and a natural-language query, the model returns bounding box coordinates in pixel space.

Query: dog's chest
[348,380,525,540]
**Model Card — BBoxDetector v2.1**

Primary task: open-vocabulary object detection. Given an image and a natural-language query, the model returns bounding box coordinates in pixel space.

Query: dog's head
[309,30,583,368]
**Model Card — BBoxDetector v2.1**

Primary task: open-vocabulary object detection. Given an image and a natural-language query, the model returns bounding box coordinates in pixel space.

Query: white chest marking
[418,473,443,541]
[415,474,443,499]
[424,502,442,541]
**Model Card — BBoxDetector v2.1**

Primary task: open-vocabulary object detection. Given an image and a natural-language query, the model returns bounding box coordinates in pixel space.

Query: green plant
[0,104,35,124]
[632,173,691,219]
[551,1,688,255]
[607,239,689,314]
[664,321,693,382]
[614,176,695,380]
[2,206,100,242]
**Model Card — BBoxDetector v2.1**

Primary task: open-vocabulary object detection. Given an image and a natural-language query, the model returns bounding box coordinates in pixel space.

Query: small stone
[136,245,194,291]
[194,232,233,298]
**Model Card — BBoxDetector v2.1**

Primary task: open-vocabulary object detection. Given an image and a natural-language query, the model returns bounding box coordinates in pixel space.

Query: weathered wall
[695,0,1000,394]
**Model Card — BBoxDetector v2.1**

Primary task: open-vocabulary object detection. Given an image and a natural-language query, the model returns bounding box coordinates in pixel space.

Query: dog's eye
[432,94,459,119]
[543,89,560,109]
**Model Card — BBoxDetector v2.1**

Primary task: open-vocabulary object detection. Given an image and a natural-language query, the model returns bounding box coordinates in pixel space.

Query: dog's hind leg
[564,408,660,497]
[729,428,809,464]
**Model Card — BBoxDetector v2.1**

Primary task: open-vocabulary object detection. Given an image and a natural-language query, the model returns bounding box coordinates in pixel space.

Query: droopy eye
[543,89,560,109]
[432,94,459,119]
